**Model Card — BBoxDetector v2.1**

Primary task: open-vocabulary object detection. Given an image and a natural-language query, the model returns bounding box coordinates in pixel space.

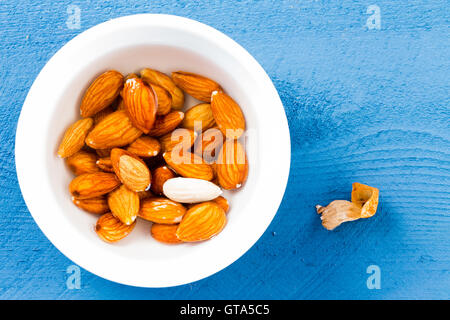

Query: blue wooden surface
[0,0,449,299]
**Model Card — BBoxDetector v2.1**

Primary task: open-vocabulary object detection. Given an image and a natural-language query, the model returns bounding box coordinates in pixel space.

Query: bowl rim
[15,14,291,288]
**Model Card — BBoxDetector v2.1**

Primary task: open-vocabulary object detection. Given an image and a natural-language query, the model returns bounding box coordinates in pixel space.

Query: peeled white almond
[163,177,222,203]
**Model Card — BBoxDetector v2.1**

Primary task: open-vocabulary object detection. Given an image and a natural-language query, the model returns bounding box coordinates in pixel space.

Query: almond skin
[126,136,161,158]
[108,185,139,225]
[211,91,245,138]
[148,111,184,137]
[96,157,113,172]
[182,103,215,131]
[80,70,124,117]
[85,110,142,149]
[139,197,186,224]
[151,84,172,116]
[176,202,227,242]
[160,128,197,152]
[215,139,248,190]
[163,151,214,181]
[93,105,115,124]
[140,68,184,109]
[66,151,99,175]
[69,172,120,199]
[96,148,111,158]
[151,224,183,244]
[151,166,176,195]
[213,196,229,213]
[110,148,151,192]
[122,77,157,133]
[95,212,136,243]
[172,72,221,102]
[72,196,109,214]
[194,127,223,163]
[57,118,94,158]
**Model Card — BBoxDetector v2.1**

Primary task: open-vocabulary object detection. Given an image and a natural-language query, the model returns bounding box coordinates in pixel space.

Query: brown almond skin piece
[172,71,221,102]
[122,77,157,134]
[85,110,142,149]
[66,150,99,175]
[148,111,184,137]
[72,197,109,214]
[69,172,120,199]
[80,70,124,118]
[57,118,94,158]
[95,212,136,243]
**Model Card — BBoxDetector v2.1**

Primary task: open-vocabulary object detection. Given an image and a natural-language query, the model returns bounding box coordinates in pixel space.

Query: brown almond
[80,70,124,117]
[57,118,94,158]
[126,136,161,158]
[93,106,114,124]
[95,212,136,243]
[139,197,186,224]
[122,77,157,133]
[176,202,226,242]
[140,68,184,109]
[172,72,221,102]
[151,84,172,116]
[182,103,215,131]
[211,91,245,138]
[151,224,183,244]
[148,111,184,137]
[85,110,142,149]
[96,148,111,158]
[108,185,139,225]
[160,128,197,152]
[213,196,229,213]
[96,157,113,172]
[194,127,223,163]
[66,150,99,175]
[151,166,176,195]
[69,172,120,199]
[110,148,151,192]
[163,151,214,181]
[215,139,248,190]
[72,197,109,214]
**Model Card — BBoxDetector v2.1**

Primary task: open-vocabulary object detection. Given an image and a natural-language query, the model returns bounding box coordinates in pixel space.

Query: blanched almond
[163,177,222,203]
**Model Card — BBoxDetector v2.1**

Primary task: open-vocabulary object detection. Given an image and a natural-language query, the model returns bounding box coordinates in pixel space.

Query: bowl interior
[48,44,259,261]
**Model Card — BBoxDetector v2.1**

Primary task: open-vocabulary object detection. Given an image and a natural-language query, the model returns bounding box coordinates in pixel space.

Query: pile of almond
[57,68,248,244]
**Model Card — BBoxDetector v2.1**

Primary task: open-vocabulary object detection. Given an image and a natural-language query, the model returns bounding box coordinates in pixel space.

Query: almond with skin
[151,166,176,195]
[126,136,161,158]
[213,196,229,213]
[69,172,120,199]
[66,150,99,175]
[139,197,186,224]
[163,151,214,181]
[108,185,139,225]
[182,103,215,131]
[57,118,94,158]
[93,106,114,124]
[211,91,245,138]
[215,139,248,190]
[140,68,184,109]
[95,212,136,243]
[137,189,154,200]
[151,224,182,244]
[85,110,142,149]
[159,128,197,152]
[176,202,227,242]
[148,111,184,137]
[194,127,223,163]
[172,72,221,102]
[80,70,124,117]
[151,84,172,116]
[110,148,151,192]
[122,77,157,133]
[96,148,111,158]
[72,196,109,214]
[96,157,113,172]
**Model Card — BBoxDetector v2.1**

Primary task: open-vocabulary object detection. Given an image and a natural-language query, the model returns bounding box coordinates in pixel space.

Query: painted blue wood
[0,0,448,299]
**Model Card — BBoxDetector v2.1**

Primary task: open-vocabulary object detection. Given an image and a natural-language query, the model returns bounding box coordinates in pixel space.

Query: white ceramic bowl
[15,14,290,287]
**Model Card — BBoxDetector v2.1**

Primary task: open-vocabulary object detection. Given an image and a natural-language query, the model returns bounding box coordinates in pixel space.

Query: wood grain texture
[0,0,449,299]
